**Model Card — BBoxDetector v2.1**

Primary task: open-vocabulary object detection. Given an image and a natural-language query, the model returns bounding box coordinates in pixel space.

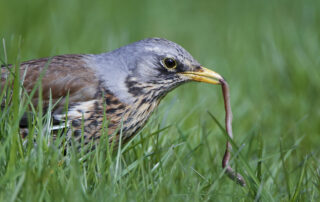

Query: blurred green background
[0,0,319,201]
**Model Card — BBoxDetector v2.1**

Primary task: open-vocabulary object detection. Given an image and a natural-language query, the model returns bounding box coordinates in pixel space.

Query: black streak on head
[125,76,144,96]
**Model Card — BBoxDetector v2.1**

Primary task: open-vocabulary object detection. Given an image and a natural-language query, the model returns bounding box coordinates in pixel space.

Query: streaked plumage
[1,38,223,147]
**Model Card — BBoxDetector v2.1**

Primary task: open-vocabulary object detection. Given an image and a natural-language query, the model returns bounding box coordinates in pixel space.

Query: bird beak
[180,66,223,85]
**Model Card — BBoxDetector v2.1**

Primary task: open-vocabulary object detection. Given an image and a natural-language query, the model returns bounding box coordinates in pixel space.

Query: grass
[1,0,320,201]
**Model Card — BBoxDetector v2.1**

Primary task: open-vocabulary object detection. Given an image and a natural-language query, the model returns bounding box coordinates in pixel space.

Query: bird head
[94,38,223,104]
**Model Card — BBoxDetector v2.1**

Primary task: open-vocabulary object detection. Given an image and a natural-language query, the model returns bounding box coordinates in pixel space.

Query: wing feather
[1,54,100,110]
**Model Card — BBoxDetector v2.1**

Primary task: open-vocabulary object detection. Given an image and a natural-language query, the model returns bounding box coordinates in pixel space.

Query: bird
[1,38,223,148]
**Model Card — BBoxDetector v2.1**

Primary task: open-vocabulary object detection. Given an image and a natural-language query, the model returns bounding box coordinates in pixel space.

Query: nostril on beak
[195,66,202,71]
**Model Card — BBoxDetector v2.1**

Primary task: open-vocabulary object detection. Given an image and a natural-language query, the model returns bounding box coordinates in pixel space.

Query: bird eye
[163,58,177,69]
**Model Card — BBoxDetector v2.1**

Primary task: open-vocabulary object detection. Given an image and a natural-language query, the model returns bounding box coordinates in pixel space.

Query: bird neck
[102,83,163,142]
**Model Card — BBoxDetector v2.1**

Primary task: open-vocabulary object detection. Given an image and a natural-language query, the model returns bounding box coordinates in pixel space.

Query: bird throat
[102,81,163,144]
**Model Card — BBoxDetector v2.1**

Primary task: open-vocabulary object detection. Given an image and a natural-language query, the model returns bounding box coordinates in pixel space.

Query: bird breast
[60,86,161,146]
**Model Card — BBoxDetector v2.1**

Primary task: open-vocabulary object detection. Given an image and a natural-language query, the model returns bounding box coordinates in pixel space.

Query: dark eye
[163,58,177,69]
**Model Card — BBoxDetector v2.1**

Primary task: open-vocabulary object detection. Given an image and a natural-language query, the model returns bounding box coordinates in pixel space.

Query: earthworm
[220,79,246,186]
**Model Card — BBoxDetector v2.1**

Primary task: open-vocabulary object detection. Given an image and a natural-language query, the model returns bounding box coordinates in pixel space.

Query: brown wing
[2,54,126,141]
[1,54,100,111]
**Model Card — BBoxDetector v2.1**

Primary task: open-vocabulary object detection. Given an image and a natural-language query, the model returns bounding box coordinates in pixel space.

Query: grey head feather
[89,38,200,105]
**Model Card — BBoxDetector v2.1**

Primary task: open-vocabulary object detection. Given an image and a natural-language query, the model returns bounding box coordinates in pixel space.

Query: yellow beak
[180,66,223,85]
